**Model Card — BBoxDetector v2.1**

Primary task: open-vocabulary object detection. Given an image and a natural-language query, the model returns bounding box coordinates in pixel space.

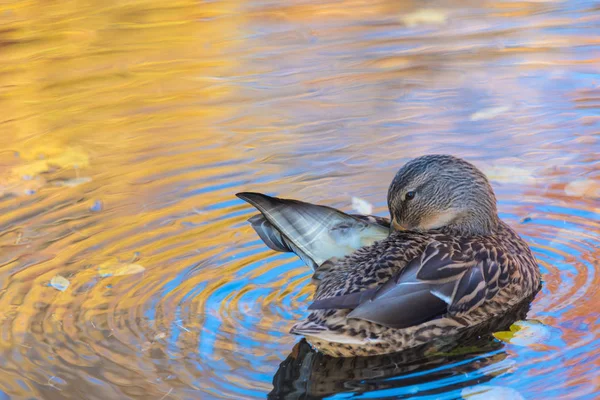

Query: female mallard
[236,155,541,357]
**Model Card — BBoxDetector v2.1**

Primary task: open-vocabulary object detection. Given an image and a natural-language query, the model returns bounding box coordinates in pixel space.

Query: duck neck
[441,211,500,237]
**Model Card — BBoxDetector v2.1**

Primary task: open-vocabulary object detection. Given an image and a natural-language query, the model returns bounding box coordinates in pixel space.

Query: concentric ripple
[0,0,599,399]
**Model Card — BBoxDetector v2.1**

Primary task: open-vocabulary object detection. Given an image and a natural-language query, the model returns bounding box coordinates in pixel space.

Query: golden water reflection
[0,0,598,398]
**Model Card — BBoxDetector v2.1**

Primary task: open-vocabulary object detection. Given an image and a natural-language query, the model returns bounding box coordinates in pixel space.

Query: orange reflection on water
[0,0,599,398]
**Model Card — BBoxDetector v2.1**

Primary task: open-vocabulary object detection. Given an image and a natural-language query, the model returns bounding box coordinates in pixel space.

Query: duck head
[387,155,499,236]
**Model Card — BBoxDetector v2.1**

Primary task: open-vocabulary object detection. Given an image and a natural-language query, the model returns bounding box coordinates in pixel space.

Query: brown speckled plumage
[292,220,540,357]
[237,155,542,357]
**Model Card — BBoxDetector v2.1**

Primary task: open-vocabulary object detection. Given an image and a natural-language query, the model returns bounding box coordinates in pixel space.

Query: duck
[236,154,541,357]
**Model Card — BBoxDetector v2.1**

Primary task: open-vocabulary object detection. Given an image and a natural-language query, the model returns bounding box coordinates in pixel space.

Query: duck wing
[309,240,504,329]
[236,192,390,270]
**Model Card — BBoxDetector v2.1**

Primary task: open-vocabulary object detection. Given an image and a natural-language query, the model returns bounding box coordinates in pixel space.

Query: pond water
[0,0,599,399]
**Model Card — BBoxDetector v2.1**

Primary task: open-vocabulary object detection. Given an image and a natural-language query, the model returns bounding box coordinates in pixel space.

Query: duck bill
[391,218,407,231]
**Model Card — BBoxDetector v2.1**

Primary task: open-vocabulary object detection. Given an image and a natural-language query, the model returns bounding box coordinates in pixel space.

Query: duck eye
[405,191,416,201]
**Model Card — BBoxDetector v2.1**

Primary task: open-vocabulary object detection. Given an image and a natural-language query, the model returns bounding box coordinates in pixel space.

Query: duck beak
[391,218,407,231]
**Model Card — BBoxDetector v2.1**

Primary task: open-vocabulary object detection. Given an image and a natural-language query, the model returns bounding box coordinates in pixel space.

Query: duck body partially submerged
[237,155,541,357]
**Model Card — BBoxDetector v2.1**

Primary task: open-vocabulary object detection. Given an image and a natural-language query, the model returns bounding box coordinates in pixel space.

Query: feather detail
[307,234,534,330]
[237,192,389,269]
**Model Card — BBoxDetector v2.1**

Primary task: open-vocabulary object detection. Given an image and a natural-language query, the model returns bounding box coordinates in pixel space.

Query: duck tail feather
[247,214,291,253]
[236,192,359,268]
[246,213,319,270]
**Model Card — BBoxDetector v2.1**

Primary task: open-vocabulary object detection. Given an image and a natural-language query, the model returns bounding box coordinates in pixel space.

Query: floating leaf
[98,262,146,277]
[53,177,92,187]
[351,196,373,215]
[493,320,551,346]
[482,165,537,184]
[462,385,525,400]
[469,106,511,121]
[401,9,447,27]
[50,275,70,292]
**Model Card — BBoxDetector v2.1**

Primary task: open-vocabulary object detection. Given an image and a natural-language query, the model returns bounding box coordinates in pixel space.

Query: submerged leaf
[98,262,146,277]
[351,196,373,215]
[50,275,70,292]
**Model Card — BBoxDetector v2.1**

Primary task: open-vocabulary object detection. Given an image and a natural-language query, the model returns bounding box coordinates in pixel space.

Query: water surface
[0,0,599,399]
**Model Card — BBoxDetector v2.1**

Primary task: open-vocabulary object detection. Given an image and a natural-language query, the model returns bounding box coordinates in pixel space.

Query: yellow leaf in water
[50,275,70,292]
[98,262,146,277]
[492,330,516,342]
[493,320,551,346]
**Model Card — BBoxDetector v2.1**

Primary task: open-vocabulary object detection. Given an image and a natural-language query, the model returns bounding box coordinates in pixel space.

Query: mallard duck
[236,155,541,357]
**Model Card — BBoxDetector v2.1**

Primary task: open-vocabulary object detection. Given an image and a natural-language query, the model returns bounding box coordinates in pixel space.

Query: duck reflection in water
[269,295,536,399]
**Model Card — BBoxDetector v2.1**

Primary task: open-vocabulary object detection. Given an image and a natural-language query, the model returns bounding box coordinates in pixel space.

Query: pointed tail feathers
[236,192,389,269]
[247,213,319,269]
